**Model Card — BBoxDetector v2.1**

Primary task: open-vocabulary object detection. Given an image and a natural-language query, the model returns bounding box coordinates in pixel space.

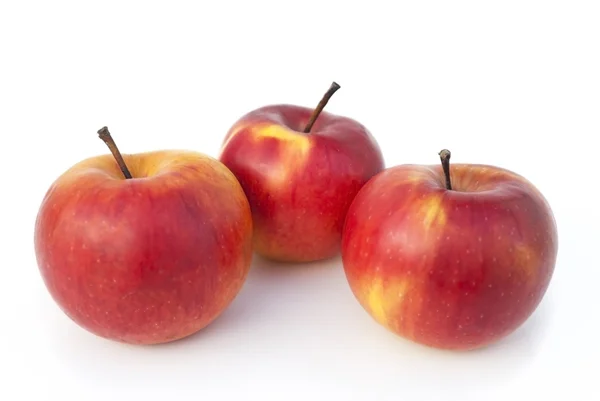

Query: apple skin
[341,162,558,350]
[218,104,385,262]
[34,150,253,345]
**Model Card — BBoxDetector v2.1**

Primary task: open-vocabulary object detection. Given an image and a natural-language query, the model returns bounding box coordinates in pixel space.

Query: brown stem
[97,126,133,179]
[303,81,341,133]
[438,149,452,190]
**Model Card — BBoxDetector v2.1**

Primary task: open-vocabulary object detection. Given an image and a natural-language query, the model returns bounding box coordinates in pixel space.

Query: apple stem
[97,126,133,179]
[439,149,452,190]
[303,81,341,133]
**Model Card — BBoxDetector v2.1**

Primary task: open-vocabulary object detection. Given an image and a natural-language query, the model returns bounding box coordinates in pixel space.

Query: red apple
[341,149,558,350]
[218,82,385,262]
[34,127,253,345]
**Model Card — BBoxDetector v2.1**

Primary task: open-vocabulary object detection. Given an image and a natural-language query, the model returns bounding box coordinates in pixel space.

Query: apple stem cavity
[439,149,452,190]
[303,81,341,133]
[97,126,133,179]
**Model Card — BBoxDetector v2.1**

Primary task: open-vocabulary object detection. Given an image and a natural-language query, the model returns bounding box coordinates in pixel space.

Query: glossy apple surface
[34,149,253,345]
[341,154,558,350]
[219,101,385,262]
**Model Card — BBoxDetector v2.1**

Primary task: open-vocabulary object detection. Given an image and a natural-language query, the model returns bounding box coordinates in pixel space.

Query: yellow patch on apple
[252,124,313,188]
[364,276,411,329]
[253,124,312,153]
[420,196,447,230]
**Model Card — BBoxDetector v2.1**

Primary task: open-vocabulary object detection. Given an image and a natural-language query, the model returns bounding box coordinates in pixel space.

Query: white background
[1,1,598,400]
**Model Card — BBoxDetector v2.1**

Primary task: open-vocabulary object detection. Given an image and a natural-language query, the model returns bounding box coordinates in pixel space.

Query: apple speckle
[480,314,484,319]
[501,292,505,297]
[466,249,471,254]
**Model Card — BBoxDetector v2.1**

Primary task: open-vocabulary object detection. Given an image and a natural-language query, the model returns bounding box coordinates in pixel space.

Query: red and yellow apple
[34,127,253,345]
[219,82,385,262]
[341,149,558,350]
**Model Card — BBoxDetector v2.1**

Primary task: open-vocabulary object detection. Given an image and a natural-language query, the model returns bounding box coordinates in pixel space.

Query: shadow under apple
[154,252,347,346]
[343,287,556,394]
